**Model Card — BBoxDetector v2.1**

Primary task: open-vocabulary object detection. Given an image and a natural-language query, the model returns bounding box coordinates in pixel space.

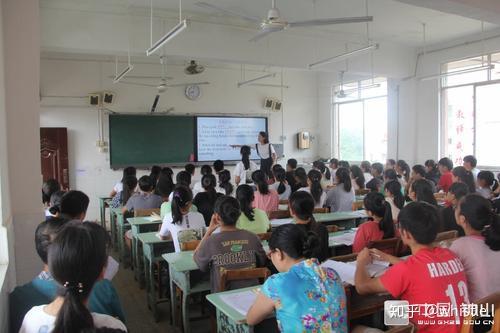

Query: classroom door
[40,127,69,189]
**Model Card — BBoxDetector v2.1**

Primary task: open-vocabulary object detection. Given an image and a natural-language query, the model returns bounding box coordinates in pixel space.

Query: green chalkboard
[109,115,195,168]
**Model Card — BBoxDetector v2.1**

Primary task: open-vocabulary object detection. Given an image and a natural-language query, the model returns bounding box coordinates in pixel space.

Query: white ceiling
[54,0,498,47]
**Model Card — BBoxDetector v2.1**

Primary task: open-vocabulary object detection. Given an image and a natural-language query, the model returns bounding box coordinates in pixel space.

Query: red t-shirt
[438,172,453,193]
[352,220,384,253]
[380,247,469,333]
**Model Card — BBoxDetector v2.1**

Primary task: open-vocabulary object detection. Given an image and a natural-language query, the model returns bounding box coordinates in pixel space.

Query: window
[441,52,500,166]
[333,78,388,162]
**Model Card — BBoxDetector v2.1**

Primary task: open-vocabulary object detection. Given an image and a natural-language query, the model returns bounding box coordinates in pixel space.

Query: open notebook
[321,260,389,285]
[328,231,356,246]
[219,288,260,316]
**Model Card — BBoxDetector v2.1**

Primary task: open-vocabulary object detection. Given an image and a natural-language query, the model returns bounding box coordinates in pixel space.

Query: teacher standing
[255,132,277,179]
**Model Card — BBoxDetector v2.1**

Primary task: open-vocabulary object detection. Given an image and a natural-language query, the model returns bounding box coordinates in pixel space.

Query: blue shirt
[261,259,347,333]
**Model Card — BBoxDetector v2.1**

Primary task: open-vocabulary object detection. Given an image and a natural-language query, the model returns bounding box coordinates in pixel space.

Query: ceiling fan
[185,60,205,75]
[196,0,373,42]
[335,71,353,98]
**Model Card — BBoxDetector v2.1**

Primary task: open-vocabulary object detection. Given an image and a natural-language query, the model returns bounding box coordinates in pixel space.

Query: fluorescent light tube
[146,20,188,56]
[238,73,276,87]
[113,65,134,83]
[420,64,494,81]
[342,83,381,93]
[308,44,379,69]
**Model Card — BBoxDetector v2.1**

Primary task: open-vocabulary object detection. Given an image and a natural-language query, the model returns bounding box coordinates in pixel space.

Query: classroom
[1,0,500,332]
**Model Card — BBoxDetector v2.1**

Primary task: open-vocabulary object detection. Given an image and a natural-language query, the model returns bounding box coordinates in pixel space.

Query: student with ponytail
[313,160,331,189]
[194,196,267,292]
[476,170,497,199]
[326,167,355,212]
[451,194,500,301]
[350,165,365,190]
[19,222,126,333]
[270,167,291,200]
[452,166,476,193]
[236,185,270,234]
[384,180,405,224]
[298,169,326,208]
[409,179,438,206]
[110,175,137,209]
[216,169,234,196]
[159,185,205,252]
[234,145,258,186]
[247,223,347,332]
[441,182,469,236]
[193,174,223,225]
[251,170,279,213]
[396,159,411,187]
[192,164,213,196]
[293,167,308,192]
[353,192,395,253]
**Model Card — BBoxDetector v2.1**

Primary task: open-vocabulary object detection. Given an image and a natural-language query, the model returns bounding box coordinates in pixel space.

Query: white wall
[40,58,320,221]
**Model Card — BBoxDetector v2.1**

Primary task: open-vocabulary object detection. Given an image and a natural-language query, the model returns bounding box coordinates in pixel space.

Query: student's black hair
[384,169,398,181]
[463,155,477,168]
[336,167,352,192]
[60,191,90,219]
[138,175,154,192]
[35,217,69,264]
[48,190,66,215]
[214,196,241,226]
[438,157,453,171]
[252,170,269,195]
[176,170,192,186]
[160,167,174,183]
[307,169,323,204]
[294,167,308,188]
[200,165,213,176]
[371,163,384,176]
[258,131,269,144]
[452,166,476,193]
[360,161,371,173]
[42,179,61,204]
[240,145,251,170]
[287,158,298,169]
[270,164,281,181]
[410,179,437,206]
[313,160,331,181]
[121,175,138,206]
[329,158,339,169]
[386,159,396,168]
[269,224,320,260]
[49,221,109,333]
[366,177,382,192]
[236,184,255,221]
[425,159,437,169]
[273,167,287,195]
[156,177,174,198]
[363,192,395,239]
[289,190,315,221]
[185,163,196,175]
[149,165,162,186]
[384,180,405,209]
[122,166,137,181]
[338,160,350,168]
[213,160,224,173]
[202,174,218,202]
[458,194,500,251]
[350,165,365,189]
[171,186,193,225]
[449,182,469,201]
[412,164,427,178]
[398,201,439,245]
[396,160,411,183]
[477,170,497,190]
[218,170,234,196]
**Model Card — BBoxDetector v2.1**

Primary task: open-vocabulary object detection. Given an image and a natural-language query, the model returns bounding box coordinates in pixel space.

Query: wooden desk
[137,232,173,321]
[127,216,162,286]
[98,196,112,229]
[271,211,367,229]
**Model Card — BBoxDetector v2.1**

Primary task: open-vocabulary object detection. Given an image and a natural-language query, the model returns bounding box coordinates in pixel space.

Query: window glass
[475,83,500,166]
[338,102,363,161]
[364,97,388,162]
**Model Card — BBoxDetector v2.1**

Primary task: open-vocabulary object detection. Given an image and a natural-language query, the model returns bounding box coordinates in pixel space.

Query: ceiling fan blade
[166,81,210,87]
[117,81,158,87]
[249,29,278,42]
[151,95,160,113]
[288,16,373,28]
[195,2,261,23]
[108,75,174,80]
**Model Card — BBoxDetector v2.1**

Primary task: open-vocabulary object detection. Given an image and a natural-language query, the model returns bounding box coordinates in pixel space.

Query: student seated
[236,184,270,234]
[366,162,384,191]
[409,164,436,194]
[110,166,136,197]
[234,145,258,186]
[193,196,267,292]
[122,175,162,215]
[269,167,291,200]
[292,167,308,193]
[247,224,347,332]
[193,174,223,225]
[192,164,213,197]
[45,190,65,220]
[355,202,469,333]
[396,159,410,188]
[384,180,404,224]
[350,165,365,191]
[217,169,234,196]
[19,221,127,333]
[158,186,205,252]
[440,182,468,236]
[326,167,355,212]
[313,160,331,190]
[450,194,500,302]
[110,175,137,209]
[462,155,480,181]
[213,159,225,175]
[185,163,196,187]
[408,179,438,206]
[289,191,329,262]
[285,158,297,190]
[60,190,90,220]
[437,157,454,192]
[425,159,441,186]
[252,170,279,213]
[476,170,497,199]
[42,178,61,208]
[452,166,476,193]
[361,160,373,183]
[385,158,396,170]
[297,169,326,208]
[159,180,196,219]
[329,158,339,185]
[353,192,395,253]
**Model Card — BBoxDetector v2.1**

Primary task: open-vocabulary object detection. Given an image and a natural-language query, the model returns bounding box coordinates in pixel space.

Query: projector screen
[196,116,267,162]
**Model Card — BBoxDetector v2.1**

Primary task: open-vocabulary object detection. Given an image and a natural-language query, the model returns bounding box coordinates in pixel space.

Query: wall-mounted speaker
[273,100,282,112]
[103,91,115,105]
[263,97,274,110]
[297,131,311,149]
[88,93,101,106]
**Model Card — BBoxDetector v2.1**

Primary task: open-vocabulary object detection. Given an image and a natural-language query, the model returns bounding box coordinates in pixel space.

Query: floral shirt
[261,259,347,333]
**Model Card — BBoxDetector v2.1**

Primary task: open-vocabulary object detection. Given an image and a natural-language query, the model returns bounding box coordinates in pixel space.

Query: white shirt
[19,305,127,333]
[113,181,123,193]
[297,187,326,208]
[159,211,206,252]
[269,182,291,200]
[192,181,203,197]
[234,161,258,185]
[364,172,373,183]
[255,143,276,159]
